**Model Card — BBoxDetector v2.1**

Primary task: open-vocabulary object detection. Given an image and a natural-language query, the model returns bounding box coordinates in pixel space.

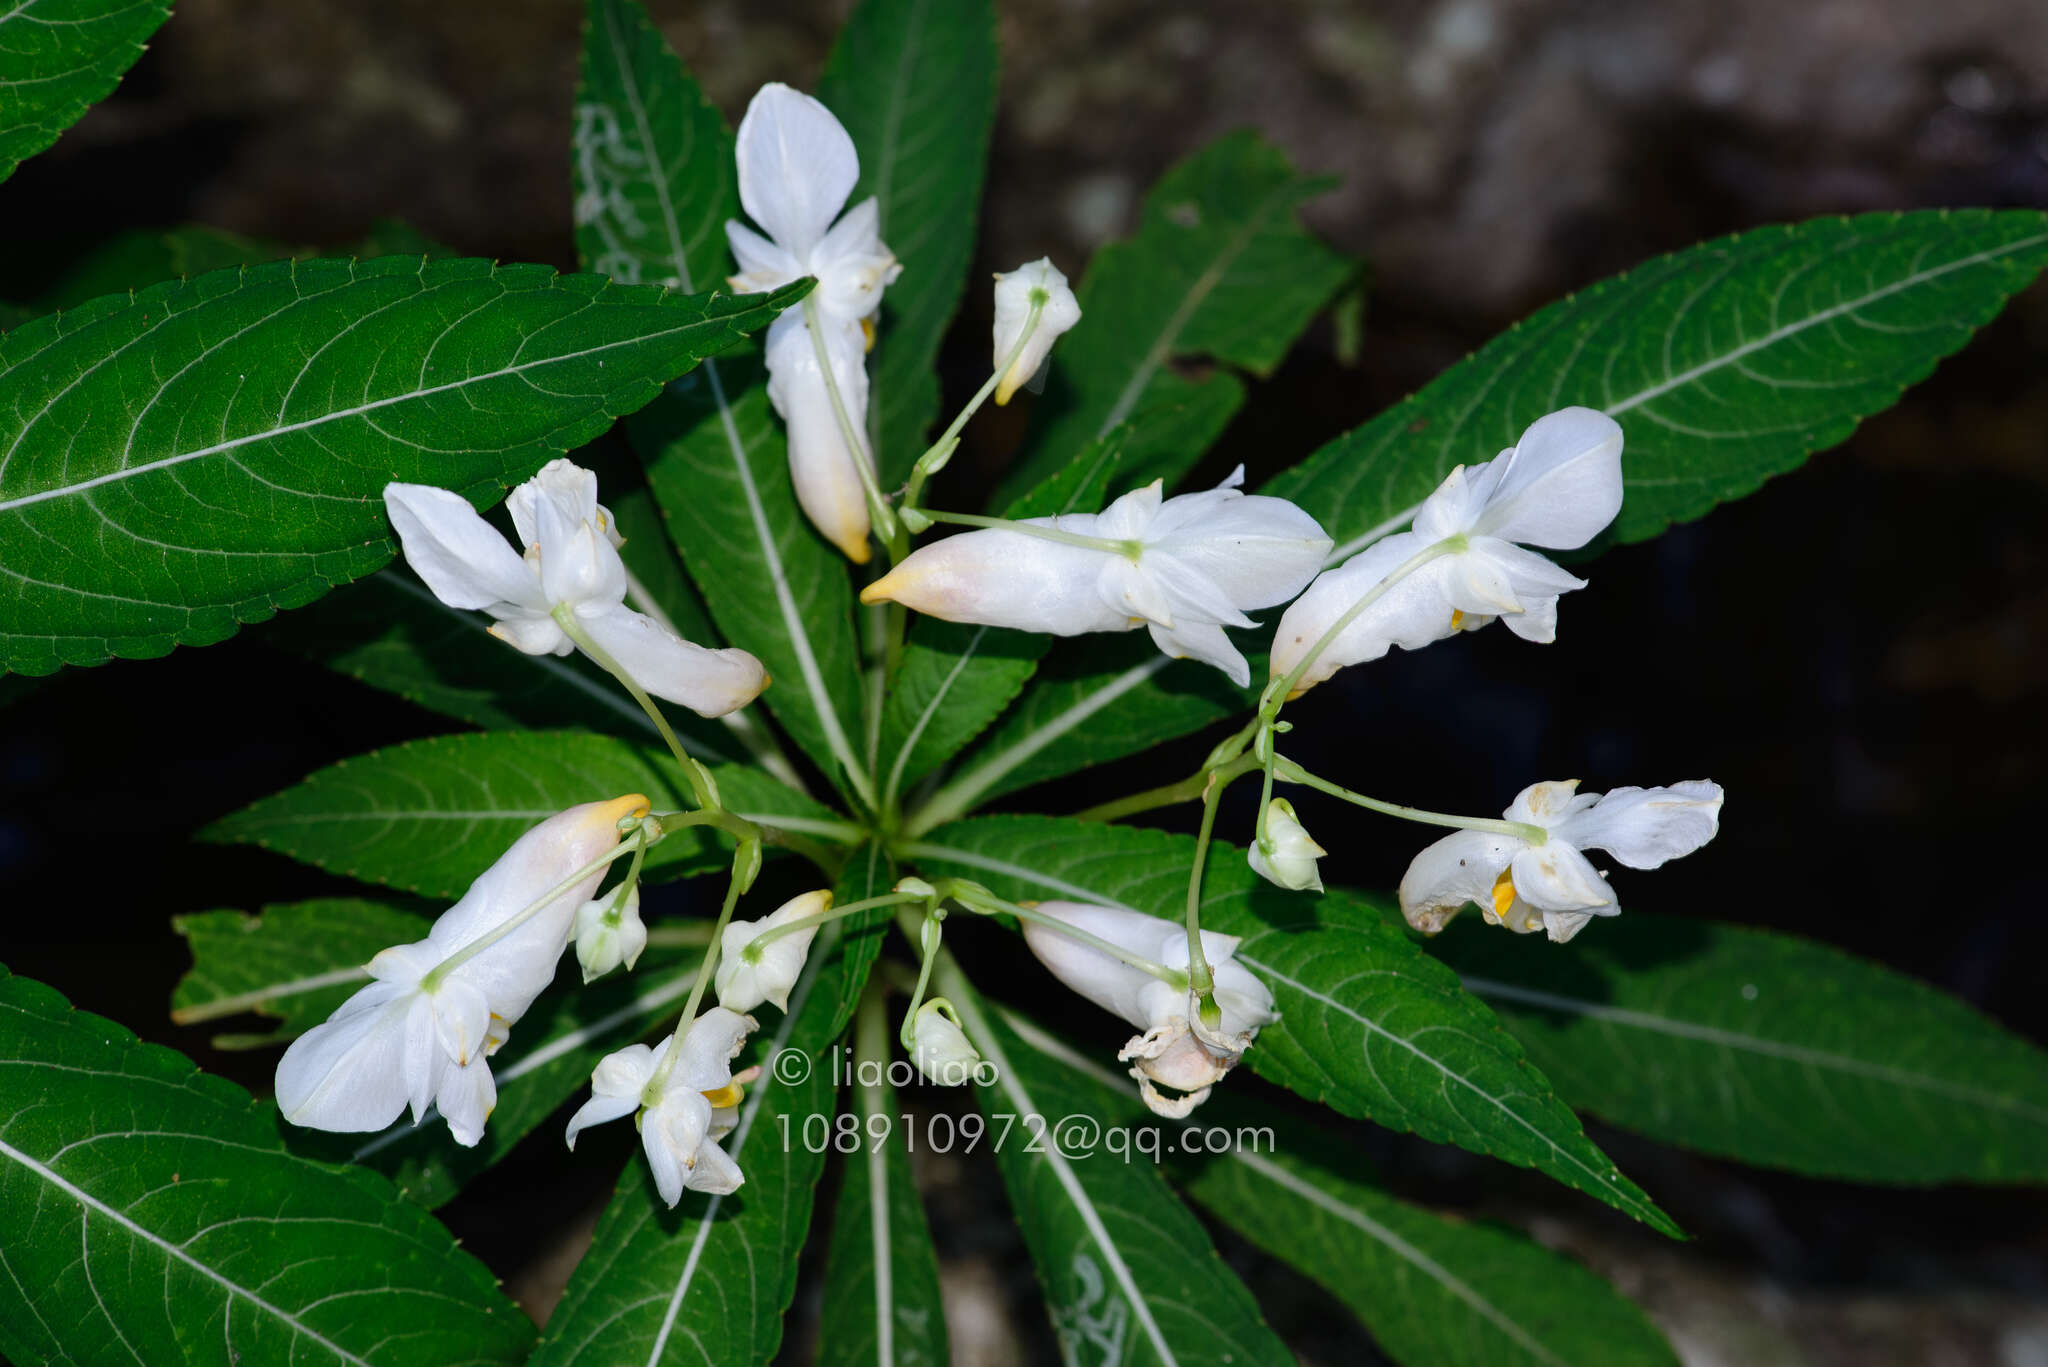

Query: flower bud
[992,257,1082,404]
[575,883,647,983]
[1248,798,1326,892]
[716,889,832,1012]
[908,999,982,1086]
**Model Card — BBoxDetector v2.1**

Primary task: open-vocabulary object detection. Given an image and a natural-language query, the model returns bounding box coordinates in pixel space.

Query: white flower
[385,459,768,717]
[564,1008,757,1206]
[908,999,982,1086]
[716,889,830,1013]
[992,257,1082,405]
[726,83,902,564]
[861,469,1331,687]
[1401,779,1724,943]
[574,883,647,983]
[1249,798,1325,892]
[1271,407,1624,693]
[1021,901,1279,1117]
[276,794,645,1145]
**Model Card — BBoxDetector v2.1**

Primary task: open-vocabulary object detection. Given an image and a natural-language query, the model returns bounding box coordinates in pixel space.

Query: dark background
[4,1,2046,1363]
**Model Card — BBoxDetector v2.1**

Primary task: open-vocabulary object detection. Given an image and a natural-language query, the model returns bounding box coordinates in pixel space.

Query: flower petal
[725,219,804,293]
[577,603,769,717]
[1147,618,1251,688]
[507,459,600,552]
[766,310,874,563]
[992,257,1082,404]
[1268,533,1456,691]
[563,1089,640,1151]
[1144,490,1331,611]
[384,483,542,613]
[861,524,1128,635]
[685,1138,746,1195]
[1554,781,1724,868]
[535,485,627,608]
[436,1057,498,1148]
[1472,406,1625,549]
[675,1007,757,1093]
[734,82,857,260]
[273,987,418,1134]
[810,196,899,320]
[1398,828,1521,935]
[1509,841,1614,912]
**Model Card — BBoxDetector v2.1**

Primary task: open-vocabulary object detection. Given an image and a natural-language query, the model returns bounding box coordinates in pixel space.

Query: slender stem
[1270,537,1461,704]
[1072,752,1259,823]
[900,296,1045,517]
[551,604,717,810]
[802,294,896,545]
[945,883,1182,985]
[1273,756,1547,840]
[914,509,1140,559]
[897,907,943,1043]
[423,829,648,990]
[739,891,923,961]
[1181,769,1230,1011]
[646,839,757,1102]
[1252,727,1279,852]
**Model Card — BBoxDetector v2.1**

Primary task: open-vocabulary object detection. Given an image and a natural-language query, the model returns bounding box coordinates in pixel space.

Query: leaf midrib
[1319,226,2048,564]
[0,1134,376,1366]
[1465,975,2048,1124]
[0,279,748,515]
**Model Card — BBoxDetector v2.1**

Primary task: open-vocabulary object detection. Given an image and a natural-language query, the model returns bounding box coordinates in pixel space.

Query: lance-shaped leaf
[990,131,1354,506]
[1434,913,2048,1185]
[818,988,948,1367]
[816,0,999,484]
[0,257,807,675]
[0,966,535,1366]
[171,898,432,1048]
[532,916,872,1367]
[573,1,870,795]
[203,730,858,899]
[1268,209,2048,562]
[905,815,1678,1235]
[939,961,1293,1366]
[905,635,1247,835]
[1002,1010,1678,1367]
[0,0,170,183]
[876,428,1130,809]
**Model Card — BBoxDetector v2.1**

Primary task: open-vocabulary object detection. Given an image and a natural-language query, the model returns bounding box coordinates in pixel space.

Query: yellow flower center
[1490,869,1517,921]
[860,316,877,352]
[1450,609,1465,629]
[700,1080,745,1109]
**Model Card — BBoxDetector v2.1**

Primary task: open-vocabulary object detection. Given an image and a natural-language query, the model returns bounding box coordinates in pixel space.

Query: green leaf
[990,130,1354,506]
[572,4,871,796]
[904,815,1678,1235]
[905,635,1247,835]
[0,0,170,184]
[1434,913,2048,1184]
[940,967,1293,1366]
[171,898,432,1048]
[0,965,535,1366]
[202,730,856,899]
[531,917,868,1367]
[816,0,999,485]
[875,428,1130,807]
[1003,1011,1678,1367]
[817,992,949,1367]
[0,257,807,675]
[1268,210,2048,561]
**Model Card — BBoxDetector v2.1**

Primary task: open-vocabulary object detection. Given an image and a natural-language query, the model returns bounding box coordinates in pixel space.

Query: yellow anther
[1451,610,1465,630]
[860,316,877,352]
[700,1081,745,1109]
[1490,869,1517,922]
